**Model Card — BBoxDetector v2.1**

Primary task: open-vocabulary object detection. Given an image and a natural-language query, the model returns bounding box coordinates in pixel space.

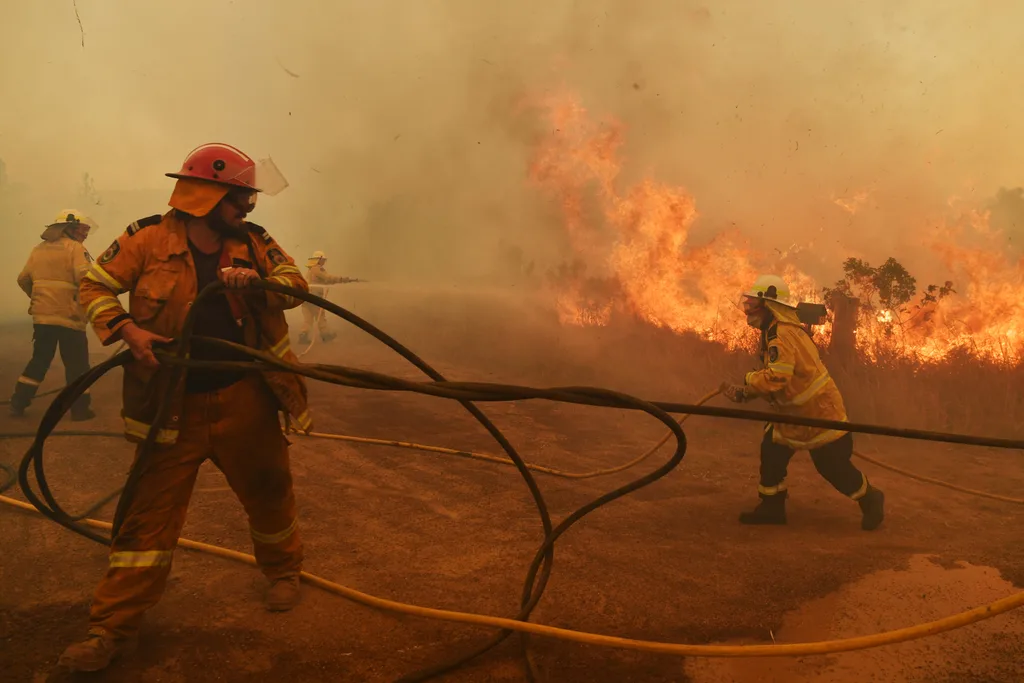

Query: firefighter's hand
[219,267,260,289]
[719,382,747,403]
[121,323,172,369]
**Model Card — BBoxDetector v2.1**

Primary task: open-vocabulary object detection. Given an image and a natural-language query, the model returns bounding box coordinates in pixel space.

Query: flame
[528,92,1024,364]
[530,94,813,349]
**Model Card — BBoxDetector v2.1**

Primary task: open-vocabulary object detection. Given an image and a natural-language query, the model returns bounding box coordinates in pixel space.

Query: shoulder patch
[247,222,274,244]
[266,248,287,266]
[98,240,120,265]
[126,214,162,237]
[768,346,779,363]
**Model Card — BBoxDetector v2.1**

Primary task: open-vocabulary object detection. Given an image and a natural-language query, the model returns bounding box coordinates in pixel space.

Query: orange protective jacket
[743,303,848,450]
[79,212,312,444]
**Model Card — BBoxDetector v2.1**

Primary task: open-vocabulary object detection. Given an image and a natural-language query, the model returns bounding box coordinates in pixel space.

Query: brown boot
[56,629,134,672]
[265,574,301,612]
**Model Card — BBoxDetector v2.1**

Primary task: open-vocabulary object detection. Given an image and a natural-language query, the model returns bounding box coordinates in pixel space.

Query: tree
[822,257,953,336]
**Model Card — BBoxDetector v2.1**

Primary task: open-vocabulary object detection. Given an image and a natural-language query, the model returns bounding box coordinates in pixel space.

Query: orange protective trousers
[89,374,303,639]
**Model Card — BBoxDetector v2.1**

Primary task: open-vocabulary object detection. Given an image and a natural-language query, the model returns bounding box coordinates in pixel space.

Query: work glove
[719,381,748,403]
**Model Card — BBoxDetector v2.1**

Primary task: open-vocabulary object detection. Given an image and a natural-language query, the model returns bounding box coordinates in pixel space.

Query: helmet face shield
[254,157,289,196]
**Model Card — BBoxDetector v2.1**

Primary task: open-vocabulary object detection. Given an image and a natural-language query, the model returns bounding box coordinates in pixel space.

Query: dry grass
[337,286,1020,443]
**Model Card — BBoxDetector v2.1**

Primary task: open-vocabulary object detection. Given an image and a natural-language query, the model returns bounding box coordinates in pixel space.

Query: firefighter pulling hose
[720,275,885,530]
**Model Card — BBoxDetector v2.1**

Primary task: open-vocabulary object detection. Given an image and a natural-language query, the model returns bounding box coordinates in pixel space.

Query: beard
[208,211,249,239]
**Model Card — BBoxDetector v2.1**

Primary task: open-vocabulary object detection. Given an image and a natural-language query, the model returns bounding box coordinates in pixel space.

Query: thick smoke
[2,1,1022,319]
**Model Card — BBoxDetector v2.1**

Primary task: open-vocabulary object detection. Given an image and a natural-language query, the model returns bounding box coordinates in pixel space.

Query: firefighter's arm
[80,229,147,345]
[70,242,91,285]
[16,258,32,297]
[743,330,796,399]
[250,226,307,310]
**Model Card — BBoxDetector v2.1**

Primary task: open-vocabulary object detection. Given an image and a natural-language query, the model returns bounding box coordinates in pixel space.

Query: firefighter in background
[720,275,885,530]
[298,249,359,344]
[57,143,311,673]
[11,210,97,420]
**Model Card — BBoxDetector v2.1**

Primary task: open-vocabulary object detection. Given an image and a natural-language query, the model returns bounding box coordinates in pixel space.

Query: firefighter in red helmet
[57,143,309,673]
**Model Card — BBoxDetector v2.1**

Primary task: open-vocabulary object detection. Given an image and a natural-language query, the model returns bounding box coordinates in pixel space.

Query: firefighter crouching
[11,210,97,420]
[720,275,885,530]
[298,249,359,345]
[57,143,311,673]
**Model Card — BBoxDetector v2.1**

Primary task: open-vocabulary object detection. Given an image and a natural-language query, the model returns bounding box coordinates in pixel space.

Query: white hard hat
[743,274,795,307]
[48,209,96,231]
[310,250,326,260]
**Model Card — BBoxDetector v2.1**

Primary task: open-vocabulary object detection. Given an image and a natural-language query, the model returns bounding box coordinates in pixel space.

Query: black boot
[858,486,885,531]
[739,492,787,525]
[9,380,37,418]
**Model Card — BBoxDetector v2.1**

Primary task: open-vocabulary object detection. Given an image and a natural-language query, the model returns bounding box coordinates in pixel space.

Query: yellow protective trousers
[299,302,329,336]
[89,374,303,639]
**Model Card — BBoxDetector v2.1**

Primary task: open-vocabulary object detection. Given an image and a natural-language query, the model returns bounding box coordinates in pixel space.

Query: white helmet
[47,209,96,230]
[306,250,326,268]
[743,274,796,308]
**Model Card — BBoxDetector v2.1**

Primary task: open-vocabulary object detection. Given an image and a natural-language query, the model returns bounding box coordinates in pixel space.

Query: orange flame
[529,93,817,349]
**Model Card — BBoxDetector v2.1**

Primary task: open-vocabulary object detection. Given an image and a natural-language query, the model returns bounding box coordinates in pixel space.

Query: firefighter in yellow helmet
[11,210,97,420]
[299,250,359,344]
[720,275,885,530]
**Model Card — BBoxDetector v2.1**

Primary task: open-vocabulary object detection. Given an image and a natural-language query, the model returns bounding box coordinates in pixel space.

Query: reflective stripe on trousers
[89,374,303,639]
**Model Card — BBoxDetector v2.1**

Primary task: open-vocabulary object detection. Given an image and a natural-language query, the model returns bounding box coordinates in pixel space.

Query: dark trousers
[758,427,868,500]
[11,324,91,415]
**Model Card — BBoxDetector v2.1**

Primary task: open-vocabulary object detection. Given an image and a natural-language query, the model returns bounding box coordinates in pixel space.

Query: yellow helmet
[743,274,795,308]
[306,250,326,268]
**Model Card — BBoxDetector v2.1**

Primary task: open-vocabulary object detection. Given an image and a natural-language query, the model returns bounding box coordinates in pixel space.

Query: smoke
[1,0,1022,320]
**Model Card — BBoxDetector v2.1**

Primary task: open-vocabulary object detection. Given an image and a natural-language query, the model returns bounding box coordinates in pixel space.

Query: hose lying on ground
[5,491,1024,659]
[9,279,1024,681]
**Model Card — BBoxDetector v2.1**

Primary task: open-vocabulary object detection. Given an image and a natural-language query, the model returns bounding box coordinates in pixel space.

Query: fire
[528,92,1024,364]
[529,94,812,349]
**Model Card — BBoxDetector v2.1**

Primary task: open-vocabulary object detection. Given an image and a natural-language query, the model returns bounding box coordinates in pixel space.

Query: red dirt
[1,286,1023,682]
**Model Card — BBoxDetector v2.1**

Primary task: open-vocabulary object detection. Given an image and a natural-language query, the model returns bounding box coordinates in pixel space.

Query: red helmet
[166,143,259,191]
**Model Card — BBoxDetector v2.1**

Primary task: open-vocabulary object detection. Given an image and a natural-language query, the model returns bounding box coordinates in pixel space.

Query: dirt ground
[1,286,1023,683]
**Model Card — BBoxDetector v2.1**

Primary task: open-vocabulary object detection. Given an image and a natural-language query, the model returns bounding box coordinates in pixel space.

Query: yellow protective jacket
[17,234,93,331]
[305,264,351,298]
[743,303,848,450]
[79,212,312,444]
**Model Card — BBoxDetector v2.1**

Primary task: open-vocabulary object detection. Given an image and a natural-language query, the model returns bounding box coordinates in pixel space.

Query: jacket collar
[159,211,253,263]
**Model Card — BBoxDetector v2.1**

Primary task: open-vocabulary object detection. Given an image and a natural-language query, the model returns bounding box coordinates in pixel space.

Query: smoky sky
[1,1,1021,318]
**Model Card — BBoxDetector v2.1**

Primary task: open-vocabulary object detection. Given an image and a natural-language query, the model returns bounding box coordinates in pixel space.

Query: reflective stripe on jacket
[17,236,92,330]
[743,305,848,450]
[78,212,311,443]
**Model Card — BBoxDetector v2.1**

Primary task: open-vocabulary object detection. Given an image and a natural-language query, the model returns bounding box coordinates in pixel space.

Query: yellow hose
[852,450,1024,505]
[2,491,1023,657]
